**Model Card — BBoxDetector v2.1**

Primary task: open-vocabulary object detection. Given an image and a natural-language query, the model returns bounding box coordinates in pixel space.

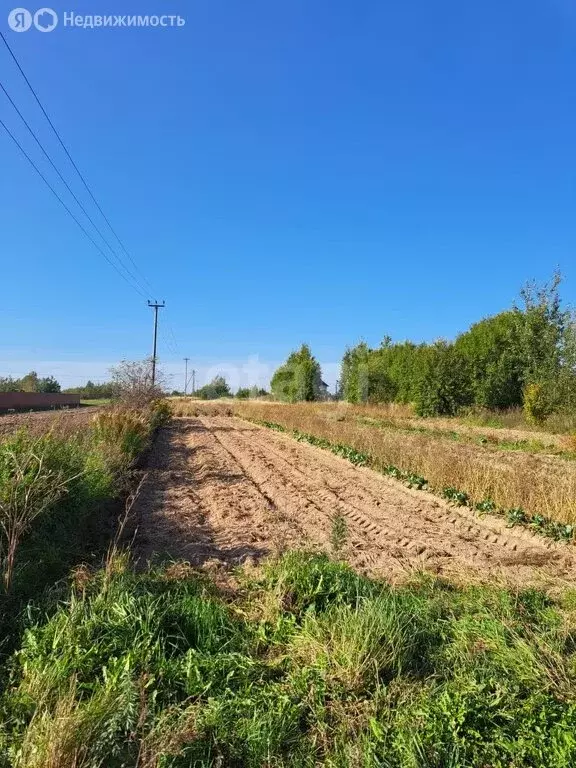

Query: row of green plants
[356,415,576,459]
[340,274,576,419]
[253,419,575,542]
[1,551,576,766]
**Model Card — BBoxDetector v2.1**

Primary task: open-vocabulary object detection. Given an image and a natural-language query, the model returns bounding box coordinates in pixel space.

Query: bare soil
[133,417,576,584]
[0,407,98,439]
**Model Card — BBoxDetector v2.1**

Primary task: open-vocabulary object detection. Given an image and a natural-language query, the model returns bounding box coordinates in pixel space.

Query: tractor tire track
[134,417,576,584]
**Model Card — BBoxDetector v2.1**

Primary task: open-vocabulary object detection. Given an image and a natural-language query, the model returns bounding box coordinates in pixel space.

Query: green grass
[2,404,576,765]
[0,402,172,663]
[1,552,576,766]
[80,398,112,406]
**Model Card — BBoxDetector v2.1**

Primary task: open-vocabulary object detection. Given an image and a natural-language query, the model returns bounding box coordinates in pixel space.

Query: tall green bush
[454,312,524,409]
[271,345,322,402]
[414,342,472,417]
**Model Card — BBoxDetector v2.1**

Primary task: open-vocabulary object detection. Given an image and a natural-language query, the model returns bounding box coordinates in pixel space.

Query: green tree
[454,312,523,409]
[414,341,473,417]
[340,343,370,403]
[19,371,40,393]
[196,375,231,400]
[340,341,427,404]
[63,381,115,399]
[0,377,18,393]
[37,376,61,394]
[514,272,576,414]
[338,275,576,419]
[514,273,566,383]
[271,345,322,402]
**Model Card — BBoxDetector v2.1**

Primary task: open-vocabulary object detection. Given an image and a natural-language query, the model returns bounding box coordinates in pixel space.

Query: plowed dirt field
[134,417,576,584]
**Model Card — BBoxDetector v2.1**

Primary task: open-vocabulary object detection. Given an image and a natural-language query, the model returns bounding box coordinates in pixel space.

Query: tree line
[1,373,131,402]
[0,371,61,394]
[269,275,576,423]
[339,274,576,420]
[62,381,115,399]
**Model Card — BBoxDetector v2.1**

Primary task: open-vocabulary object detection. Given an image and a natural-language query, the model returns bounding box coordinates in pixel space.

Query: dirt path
[133,417,576,584]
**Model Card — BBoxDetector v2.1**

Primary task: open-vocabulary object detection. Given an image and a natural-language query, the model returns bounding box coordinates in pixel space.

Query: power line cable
[164,309,180,354]
[0,79,150,297]
[160,324,178,357]
[0,30,157,296]
[168,324,180,353]
[0,116,148,298]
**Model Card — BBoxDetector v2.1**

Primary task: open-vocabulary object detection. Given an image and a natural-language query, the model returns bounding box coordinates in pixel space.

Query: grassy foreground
[1,552,576,766]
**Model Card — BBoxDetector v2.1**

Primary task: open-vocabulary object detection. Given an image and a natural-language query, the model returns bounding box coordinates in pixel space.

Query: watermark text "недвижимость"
[7,8,185,32]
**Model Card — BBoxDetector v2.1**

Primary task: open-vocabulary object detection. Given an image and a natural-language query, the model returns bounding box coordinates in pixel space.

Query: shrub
[523,382,554,425]
[148,398,172,429]
[109,358,166,408]
[414,342,472,417]
[0,432,82,590]
[92,409,150,468]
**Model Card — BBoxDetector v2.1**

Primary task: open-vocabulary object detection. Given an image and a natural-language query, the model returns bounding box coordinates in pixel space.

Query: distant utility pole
[191,369,196,395]
[147,300,165,387]
[184,357,189,395]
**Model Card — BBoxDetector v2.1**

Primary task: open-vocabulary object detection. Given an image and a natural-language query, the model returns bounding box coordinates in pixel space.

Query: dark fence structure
[0,392,82,413]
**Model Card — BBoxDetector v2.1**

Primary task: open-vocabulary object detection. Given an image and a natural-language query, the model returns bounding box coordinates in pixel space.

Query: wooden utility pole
[147,300,165,387]
[184,357,189,395]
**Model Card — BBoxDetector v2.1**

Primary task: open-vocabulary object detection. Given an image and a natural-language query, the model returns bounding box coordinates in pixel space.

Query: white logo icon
[34,7,57,31]
[7,7,58,32]
[8,8,32,31]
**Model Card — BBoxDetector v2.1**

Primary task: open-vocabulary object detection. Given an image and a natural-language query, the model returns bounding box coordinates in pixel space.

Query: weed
[442,487,470,506]
[475,498,497,513]
[92,409,149,468]
[330,513,348,555]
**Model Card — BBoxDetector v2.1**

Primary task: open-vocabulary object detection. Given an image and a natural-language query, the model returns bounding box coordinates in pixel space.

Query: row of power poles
[147,300,194,394]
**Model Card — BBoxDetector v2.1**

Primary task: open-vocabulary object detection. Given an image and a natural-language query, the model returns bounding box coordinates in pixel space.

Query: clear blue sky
[1,0,575,390]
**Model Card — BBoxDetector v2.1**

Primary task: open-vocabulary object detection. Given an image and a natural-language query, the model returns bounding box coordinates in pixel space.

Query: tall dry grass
[231,402,576,525]
[170,398,234,417]
[294,401,570,449]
